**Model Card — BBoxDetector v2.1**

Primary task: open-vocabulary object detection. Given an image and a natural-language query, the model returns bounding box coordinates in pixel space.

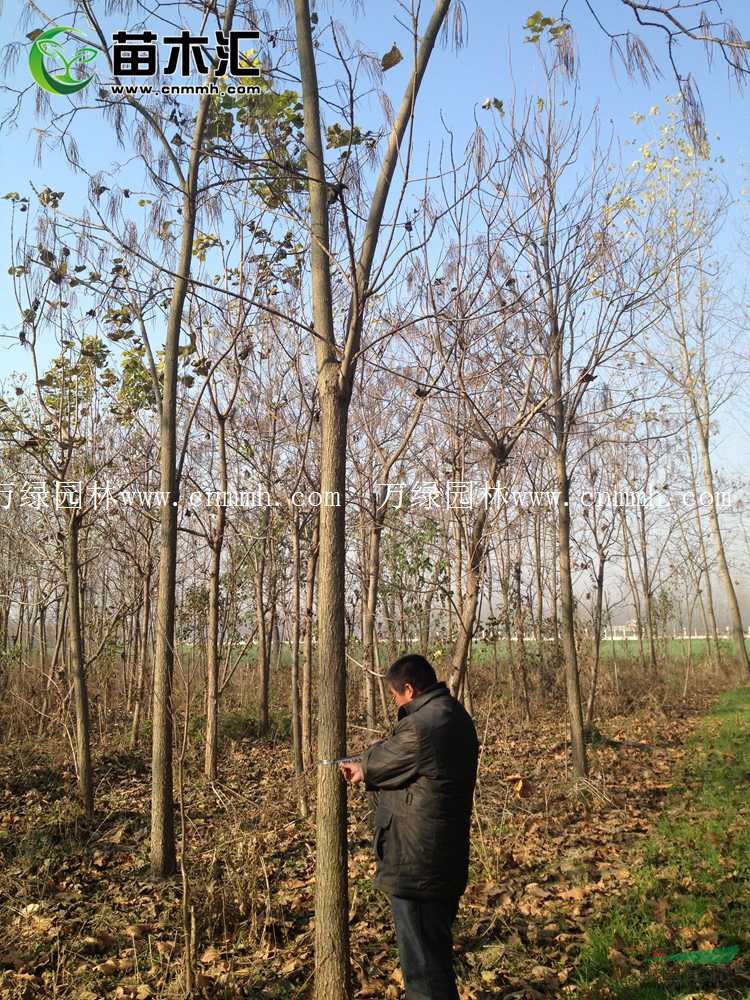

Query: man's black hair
[386,653,437,694]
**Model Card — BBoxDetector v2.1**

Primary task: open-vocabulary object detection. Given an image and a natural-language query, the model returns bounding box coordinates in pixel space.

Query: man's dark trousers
[390,895,460,999]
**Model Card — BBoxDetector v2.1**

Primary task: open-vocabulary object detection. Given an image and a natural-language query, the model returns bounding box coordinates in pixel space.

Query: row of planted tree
[2,186,747,800]
[2,4,750,996]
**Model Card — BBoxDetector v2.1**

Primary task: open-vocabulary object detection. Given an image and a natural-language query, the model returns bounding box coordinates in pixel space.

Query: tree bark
[695,426,749,671]
[361,507,385,730]
[131,559,152,749]
[150,79,213,881]
[554,436,587,778]
[674,257,747,671]
[290,512,308,816]
[254,558,269,732]
[65,514,94,819]
[301,514,319,770]
[40,594,66,737]
[685,420,721,665]
[637,504,658,670]
[585,550,606,728]
[292,1,452,992]
[513,556,531,722]
[447,455,502,698]
[620,507,646,669]
[205,415,228,779]
[312,383,351,1000]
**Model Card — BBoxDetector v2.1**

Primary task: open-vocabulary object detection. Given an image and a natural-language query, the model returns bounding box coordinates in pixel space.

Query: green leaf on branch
[524,10,570,44]
[193,232,221,262]
[325,123,372,149]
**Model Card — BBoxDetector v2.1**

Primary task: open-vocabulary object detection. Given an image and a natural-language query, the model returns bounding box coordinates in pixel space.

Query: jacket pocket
[373,804,392,862]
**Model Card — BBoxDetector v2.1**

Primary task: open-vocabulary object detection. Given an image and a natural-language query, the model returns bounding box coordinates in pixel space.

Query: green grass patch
[464,637,749,665]
[189,709,292,742]
[576,686,750,998]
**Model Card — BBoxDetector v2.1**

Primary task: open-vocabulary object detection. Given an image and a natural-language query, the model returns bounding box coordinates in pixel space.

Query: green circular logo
[29,25,98,95]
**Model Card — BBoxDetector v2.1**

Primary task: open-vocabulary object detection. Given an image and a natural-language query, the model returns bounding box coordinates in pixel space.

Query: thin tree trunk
[447,455,502,698]
[255,564,269,732]
[621,508,646,669]
[513,556,531,722]
[585,551,606,728]
[534,511,544,644]
[65,515,93,819]
[291,515,303,772]
[290,514,308,817]
[554,434,587,778]
[13,585,26,647]
[362,513,383,731]
[549,515,561,670]
[38,600,48,712]
[40,595,66,736]
[205,415,228,780]
[301,514,319,770]
[637,504,658,670]
[685,419,722,666]
[131,561,152,749]
[673,257,747,671]
[125,609,138,713]
[150,66,216,881]
[695,426,749,671]
[204,539,223,778]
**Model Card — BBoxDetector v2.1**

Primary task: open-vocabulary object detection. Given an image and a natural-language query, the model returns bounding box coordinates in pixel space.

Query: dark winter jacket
[360,681,479,900]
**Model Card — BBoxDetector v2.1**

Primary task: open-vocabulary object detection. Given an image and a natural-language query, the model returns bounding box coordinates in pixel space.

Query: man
[340,653,479,1000]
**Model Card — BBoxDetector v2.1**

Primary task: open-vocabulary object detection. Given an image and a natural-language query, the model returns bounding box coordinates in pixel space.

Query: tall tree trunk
[294,0,352,975]
[362,511,384,731]
[269,600,281,673]
[125,609,138,713]
[381,592,398,660]
[40,595,66,736]
[312,381,351,1000]
[585,551,606,728]
[150,77,215,881]
[254,565,269,732]
[620,508,646,668]
[301,514,319,770]
[151,480,179,877]
[38,600,48,712]
[497,535,516,696]
[65,514,93,819]
[695,426,749,671]
[451,513,464,632]
[533,511,545,644]
[131,560,152,749]
[204,539,223,777]
[291,515,303,772]
[14,585,26,647]
[554,435,587,778]
[637,504,658,670]
[448,455,502,698]
[293,2,452,991]
[513,557,531,722]
[685,426,721,665]
[205,415,228,780]
[26,582,38,661]
[549,516,561,671]
[673,258,746,670]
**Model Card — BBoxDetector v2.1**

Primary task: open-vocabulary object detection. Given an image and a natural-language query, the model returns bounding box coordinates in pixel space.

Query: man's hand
[340,761,364,785]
